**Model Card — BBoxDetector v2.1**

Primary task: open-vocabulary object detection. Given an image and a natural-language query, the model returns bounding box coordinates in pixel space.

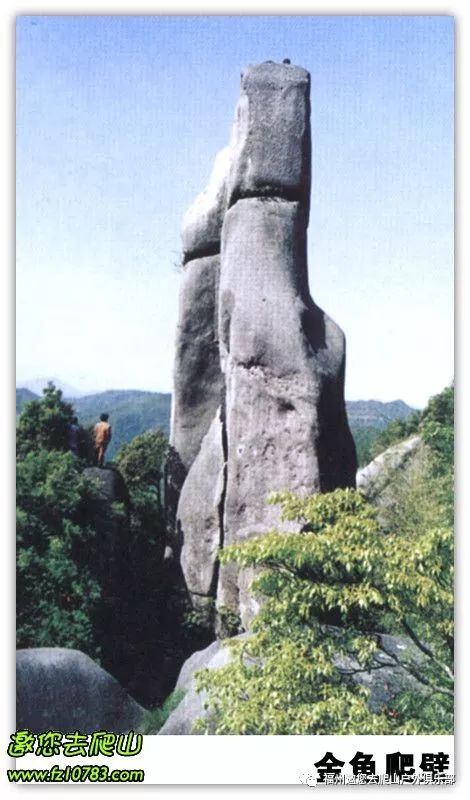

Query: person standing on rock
[93,413,112,467]
[66,416,80,457]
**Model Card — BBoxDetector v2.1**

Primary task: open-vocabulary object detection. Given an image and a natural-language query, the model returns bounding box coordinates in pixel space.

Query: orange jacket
[94,421,112,446]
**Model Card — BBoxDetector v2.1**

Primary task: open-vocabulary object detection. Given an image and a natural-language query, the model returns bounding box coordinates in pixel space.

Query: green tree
[419,384,454,468]
[350,426,380,467]
[195,488,453,735]
[420,384,454,428]
[17,449,103,655]
[16,382,115,657]
[113,430,215,706]
[115,428,167,495]
[370,410,422,459]
[112,430,172,700]
[372,384,453,543]
[16,382,75,459]
[115,429,168,577]
[16,381,93,462]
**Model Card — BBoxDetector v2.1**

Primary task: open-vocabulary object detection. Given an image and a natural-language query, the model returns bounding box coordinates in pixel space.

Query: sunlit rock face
[170,61,357,631]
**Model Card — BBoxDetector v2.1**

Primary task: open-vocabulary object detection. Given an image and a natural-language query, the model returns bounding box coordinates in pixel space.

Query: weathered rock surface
[217,196,355,615]
[343,633,422,713]
[83,466,129,507]
[170,254,224,475]
[227,62,311,212]
[179,409,225,604]
[158,631,422,734]
[159,635,249,735]
[356,435,421,495]
[174,638,225,693]
[220,196,353,508]
[182,147,231,260]
[356,435,426,532]
[169,61,356,628]
[157,688,205,736]
[16,648,146,734]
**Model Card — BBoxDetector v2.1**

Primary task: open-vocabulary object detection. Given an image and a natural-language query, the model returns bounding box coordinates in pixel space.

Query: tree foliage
[376,384,453,539]
[350,426,379,467]
[369,384,453,465]
[15,384,204,706]
[16,383,107,656]
[113,430,214,705]
[195,489,453,734]
[370,410,421,459]
[115,428,167,493]
[194,385,454,735]
[114,430,168,581]
[419,384,454,467]
[115,431,190,697]
[16,449,103,654]
[16,383,76,459]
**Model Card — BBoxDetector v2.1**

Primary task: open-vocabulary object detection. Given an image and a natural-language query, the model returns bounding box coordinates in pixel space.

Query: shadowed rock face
[170,61,357,630]
[170,254,224,473]
[16,648,145,734]
[82,466,131,591]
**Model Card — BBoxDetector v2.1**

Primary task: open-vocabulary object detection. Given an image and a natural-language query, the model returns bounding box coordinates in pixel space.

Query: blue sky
[16,15,454,407]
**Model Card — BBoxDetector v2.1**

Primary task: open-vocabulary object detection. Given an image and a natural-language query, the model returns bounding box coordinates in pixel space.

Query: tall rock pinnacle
[170,61,357,630]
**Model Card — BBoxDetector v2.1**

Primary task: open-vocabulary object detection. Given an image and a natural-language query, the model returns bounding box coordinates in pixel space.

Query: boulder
[157,688,205,736]
[82,466,129,506]
[175,638,228,693]
[345,633,422,713]
[82,466,131,591]
[159,635,249,735]
[356,435,421,496]
[16,648,146,734]
[158,631,422,735]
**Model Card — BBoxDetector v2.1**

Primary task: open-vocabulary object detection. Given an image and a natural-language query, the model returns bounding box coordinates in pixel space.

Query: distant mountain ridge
[16,387,417,461]
[16,388,39,414]
[18,378,87,398]
[72,390,171,459]
[16,387,171,460]
[346,399,417,430]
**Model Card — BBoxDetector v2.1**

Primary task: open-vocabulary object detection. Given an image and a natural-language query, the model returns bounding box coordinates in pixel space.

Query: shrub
[16,449,103,655]
[194,488,453,735]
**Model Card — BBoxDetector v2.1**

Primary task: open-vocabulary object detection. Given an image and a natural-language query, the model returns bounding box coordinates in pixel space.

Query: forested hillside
[16,387,417,465]
[347,399,419,465]
[346,398,416,428]
[16,388,38,414]
[72,391,171,459]
[16,388,171,460]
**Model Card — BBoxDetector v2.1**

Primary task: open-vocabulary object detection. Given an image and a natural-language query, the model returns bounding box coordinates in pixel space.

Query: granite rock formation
[170,61,357,629]
[356,435,421,497]
[158,632,421,735]
[16,648,145,734]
